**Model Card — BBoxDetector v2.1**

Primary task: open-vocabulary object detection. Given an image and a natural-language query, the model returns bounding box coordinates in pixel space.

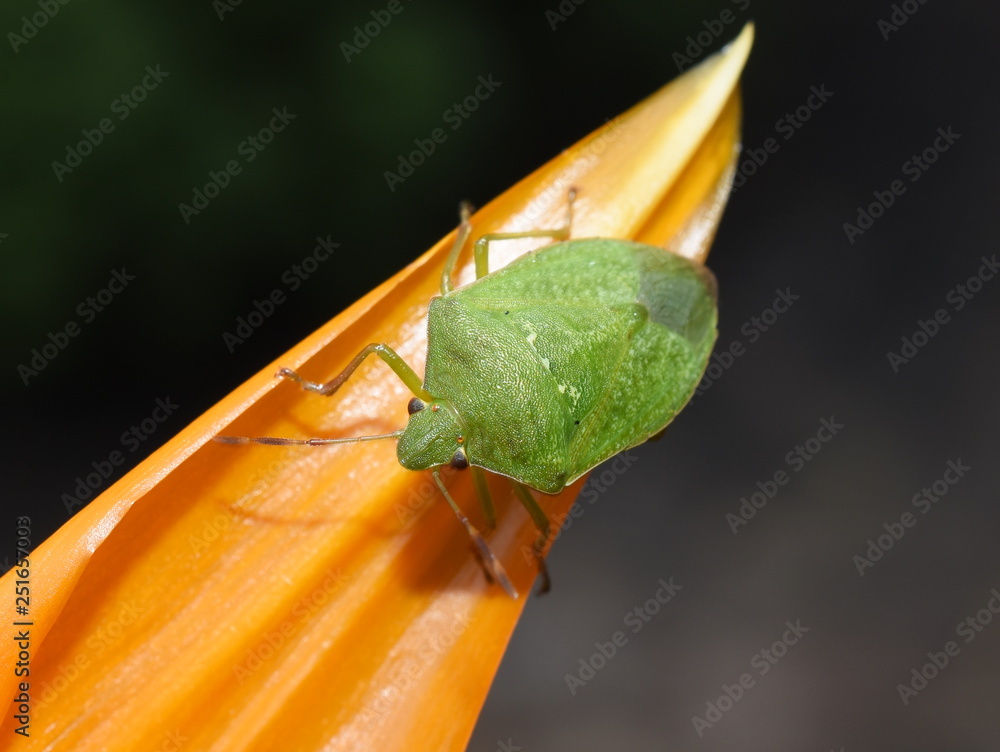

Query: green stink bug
[218,191,717,597]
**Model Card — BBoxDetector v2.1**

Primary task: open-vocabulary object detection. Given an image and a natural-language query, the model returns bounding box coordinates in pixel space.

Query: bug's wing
[565,244,718,479]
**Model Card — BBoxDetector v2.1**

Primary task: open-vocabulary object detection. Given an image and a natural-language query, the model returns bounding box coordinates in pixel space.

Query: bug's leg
[277,342,431,402]
[440,201,475,295]
[471,465,497,532]
[434,470,517,598]
[217,344,427,446]
[471,188,577,279]
[511,481,553,595]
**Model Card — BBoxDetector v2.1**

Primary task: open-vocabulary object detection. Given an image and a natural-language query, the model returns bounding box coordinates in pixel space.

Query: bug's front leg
[277,342,431,402]
[434,470,517,598]
[216,344,428,447]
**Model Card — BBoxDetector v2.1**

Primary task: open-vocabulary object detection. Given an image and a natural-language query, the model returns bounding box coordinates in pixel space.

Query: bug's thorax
[397,396,469,471]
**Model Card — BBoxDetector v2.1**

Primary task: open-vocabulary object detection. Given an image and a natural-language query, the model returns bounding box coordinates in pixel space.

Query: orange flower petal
[2,25,752,751]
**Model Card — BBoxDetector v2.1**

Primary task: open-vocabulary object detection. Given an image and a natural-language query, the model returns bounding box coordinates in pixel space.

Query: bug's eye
[450,448,469,470]
[407,397,426,415]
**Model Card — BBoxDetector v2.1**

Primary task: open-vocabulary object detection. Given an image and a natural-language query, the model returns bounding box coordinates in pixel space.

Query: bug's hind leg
[440,201,475,294]
[440,188,578,293]
[511,481,554,595]
[471,188,577,280]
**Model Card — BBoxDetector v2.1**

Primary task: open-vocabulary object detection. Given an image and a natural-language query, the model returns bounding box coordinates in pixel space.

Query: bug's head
[397,397,469,471]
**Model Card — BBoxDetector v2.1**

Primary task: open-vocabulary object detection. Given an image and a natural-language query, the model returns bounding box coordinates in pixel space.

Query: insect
[218,190,718,597]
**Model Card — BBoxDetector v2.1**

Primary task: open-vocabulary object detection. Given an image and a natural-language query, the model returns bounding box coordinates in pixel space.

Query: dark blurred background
[3,0,999,749]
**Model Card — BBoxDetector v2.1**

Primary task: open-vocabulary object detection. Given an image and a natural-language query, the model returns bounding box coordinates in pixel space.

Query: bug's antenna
[214,431,404,447]
[433,470,518,598]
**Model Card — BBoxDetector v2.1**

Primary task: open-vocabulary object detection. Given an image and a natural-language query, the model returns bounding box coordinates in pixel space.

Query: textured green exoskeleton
[401,238,717,492]
[218,194,717,597]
